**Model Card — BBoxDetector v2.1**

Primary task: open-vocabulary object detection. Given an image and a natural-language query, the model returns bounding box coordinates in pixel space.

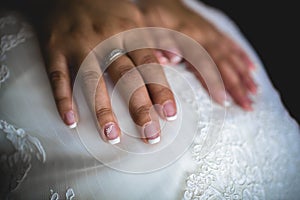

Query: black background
[200,1,300,123]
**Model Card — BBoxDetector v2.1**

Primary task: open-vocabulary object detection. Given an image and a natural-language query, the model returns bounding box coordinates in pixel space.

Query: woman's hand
[32,0,177,144]
[138,0,257,110]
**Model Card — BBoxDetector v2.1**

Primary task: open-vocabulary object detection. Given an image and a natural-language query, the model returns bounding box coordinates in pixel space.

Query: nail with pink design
[104,122,120,145]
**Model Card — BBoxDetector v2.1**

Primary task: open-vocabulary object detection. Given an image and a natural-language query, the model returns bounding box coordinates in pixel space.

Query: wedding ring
[102,48,126,69]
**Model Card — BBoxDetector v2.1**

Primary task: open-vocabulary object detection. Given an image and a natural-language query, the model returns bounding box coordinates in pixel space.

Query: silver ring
[102,49,126,69]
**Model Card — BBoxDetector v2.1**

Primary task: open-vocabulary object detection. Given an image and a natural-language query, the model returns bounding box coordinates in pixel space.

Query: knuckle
[44,33,59,50]
[96,107,113,120]
[155,87,172,97]
[92,23,102,34]
[69,26,85,37]
[227,77,241,90]
[49,70,67,83]
[124,2,144,24]
[82,70,101,81]
[139,54,157,65]
[116,17,137,30]
[135,105,151,114]
[131,104,152,122]
[55,96,70,106]
[177,23,190,33]
[118,64,135,77]
[239,64,249,75]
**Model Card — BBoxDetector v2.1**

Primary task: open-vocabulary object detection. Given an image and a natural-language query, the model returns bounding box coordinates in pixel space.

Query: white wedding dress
[1,0,300,199]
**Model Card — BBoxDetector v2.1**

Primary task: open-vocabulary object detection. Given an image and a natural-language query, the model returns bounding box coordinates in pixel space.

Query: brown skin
[15,0,256,144]
[30,0,176,143]
[138,0,257,110]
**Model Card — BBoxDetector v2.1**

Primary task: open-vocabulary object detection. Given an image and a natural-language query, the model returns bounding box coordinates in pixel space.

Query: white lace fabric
[0,14,33,88]
[0,1,300,200]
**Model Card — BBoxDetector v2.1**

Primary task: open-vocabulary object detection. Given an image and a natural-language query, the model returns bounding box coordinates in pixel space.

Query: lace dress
[1,0,300,199]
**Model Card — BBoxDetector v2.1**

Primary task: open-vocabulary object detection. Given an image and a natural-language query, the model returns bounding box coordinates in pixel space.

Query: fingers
[81,53,121,144]
[229,38,255,70]
[185,61,229,106]
[95,75,121,144]
[218,60,253,110]
[151,30,182,65]
[107,54,161,144]
[46,51,78,128]
[128,49,177,121]
[154,51,169,65]
[213,38,257,109]
[228,53,257,94]
[199,35,257,110]
[155,49,182,65]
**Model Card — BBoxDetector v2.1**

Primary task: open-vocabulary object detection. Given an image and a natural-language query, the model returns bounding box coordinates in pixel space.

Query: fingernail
[215,91,231,107]
[242,98,253,111]
[170,55,182,64]
[65,110,77,129]
[155,51,169,64]
[144,121,160,144]
[245,58,255,70]
[148,136,161,144]
[159,56,169,64]
[223,99,232,107]
[163,100,177,121]
[250,82,258,94]
[250,86,257,94]
[165,48,182,64]
[223,92,232,107]
[104,122,120,145]
[249,63,256,70]
[243,104,253,111]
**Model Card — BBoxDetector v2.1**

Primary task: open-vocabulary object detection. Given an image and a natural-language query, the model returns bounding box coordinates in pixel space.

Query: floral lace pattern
[181,73,300,199]
[0,14,39,197]
[0,120,46,195]
[0,15,33,87]
[1,4,300,199]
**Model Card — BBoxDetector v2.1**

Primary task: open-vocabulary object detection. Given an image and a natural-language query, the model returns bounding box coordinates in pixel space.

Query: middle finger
[107,54,161,144]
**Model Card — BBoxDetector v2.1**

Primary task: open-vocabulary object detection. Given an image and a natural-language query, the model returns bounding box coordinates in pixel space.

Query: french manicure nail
[243,104,253,111]
[215,91,231,107]
[108,137,120,145]
[68,122,77,129]
[250,86,257,94]
[223,92,232,107]
[65,110,77,129]
[159,56,169,64]
[155,51,169,64]
[166,48,182,64]
[223,99,232,107]
[144,121,160,144]
[242,99,253,111]
[250,83,258,94]
[246,59,255,70]
[148,136,161,144]
[171,56,182,64]
[104,122,120,144]
[163,100,177,121]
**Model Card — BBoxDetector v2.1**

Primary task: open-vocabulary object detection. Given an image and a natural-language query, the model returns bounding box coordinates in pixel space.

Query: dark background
[200,1,299,123]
